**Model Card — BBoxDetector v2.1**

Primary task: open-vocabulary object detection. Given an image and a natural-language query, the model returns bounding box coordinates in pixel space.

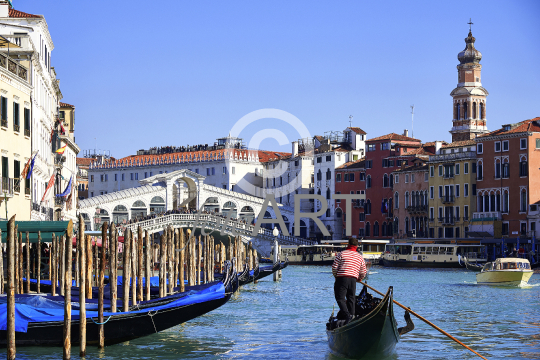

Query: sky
[16,0,540,159]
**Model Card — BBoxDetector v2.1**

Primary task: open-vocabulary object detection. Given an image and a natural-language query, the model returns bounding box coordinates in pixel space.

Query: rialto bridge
[78,169,314,256]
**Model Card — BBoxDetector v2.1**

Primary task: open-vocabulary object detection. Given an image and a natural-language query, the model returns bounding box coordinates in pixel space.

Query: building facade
[334,159,365,238]
[473,118,540,239]
[0,45,33,221]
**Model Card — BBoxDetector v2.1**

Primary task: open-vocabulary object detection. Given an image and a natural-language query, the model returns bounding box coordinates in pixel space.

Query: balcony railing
[13,123,19,133]
[353,199,365,208]
[439,216,455,225]
[13,178,20,193]
[32,202,40,211]
[1,178,14,197]
[55,197,65,207]
[407,205,428,214]
[443,173,454,179]
[0,53,29,82]
[442,195,455,204]
[25,186,30,195]
[1,119,6,128]
[472,212,501,221]
[24,128,30,137]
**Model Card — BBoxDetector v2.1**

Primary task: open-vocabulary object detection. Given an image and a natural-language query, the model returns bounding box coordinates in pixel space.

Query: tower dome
[458,31,482,64]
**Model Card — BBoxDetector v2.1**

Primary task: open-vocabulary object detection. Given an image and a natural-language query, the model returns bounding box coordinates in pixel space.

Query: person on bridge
[331,238,367,322]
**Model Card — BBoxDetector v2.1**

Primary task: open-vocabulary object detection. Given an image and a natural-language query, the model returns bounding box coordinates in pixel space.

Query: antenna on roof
[410,105,414,138]
[349,115,353,128]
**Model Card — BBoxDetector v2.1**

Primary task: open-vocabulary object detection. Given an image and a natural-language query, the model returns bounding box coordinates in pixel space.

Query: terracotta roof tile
[60,102,75,108]
[8,8,41,18]
[402,148,435,156]
[337,158,365,170]
[393,164,428,173]
[367,133,421,142]
[76,158,94,166]
[478,117,540,138]
[423,141,448,147]
[441,139,477,148]
[348,127,367,135]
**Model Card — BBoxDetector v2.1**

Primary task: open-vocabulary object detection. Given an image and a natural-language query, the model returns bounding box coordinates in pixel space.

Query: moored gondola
[326,285,413,359]
[0,262,238,347]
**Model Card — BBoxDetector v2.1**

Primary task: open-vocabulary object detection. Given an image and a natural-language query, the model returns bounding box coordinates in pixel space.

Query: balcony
[32,202,40,212]
[353,199,365,208]
[1,178,14,197]
[441,195,455,204]
[1,119,6,128]
[0,53,29,82]
[13,123,19,133]
[24,128,30,137]
[407,205,428,214]
[13,178,20,193]
[54,197,65,207]
[443,173,454,179]
[472,212,501,221]
[429,151,476,162]
[440,216,455,225]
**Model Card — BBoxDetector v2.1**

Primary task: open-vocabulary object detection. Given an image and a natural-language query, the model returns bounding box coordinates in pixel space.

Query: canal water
[6,266,540,360]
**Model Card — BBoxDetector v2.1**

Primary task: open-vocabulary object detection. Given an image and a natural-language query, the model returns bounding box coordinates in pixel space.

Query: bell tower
[450,21,489,142]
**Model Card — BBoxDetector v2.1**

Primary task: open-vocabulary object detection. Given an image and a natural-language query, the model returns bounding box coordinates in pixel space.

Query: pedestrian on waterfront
[331,238,367,322]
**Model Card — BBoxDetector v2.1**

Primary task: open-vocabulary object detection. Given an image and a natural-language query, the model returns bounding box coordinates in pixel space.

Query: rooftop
[478,117,540,138]
[348,127,367,135]
[60,102,75,108]
[336,158,365,170]
[367,133,422,143]
[8,8,41,18]
[442,139,477,148]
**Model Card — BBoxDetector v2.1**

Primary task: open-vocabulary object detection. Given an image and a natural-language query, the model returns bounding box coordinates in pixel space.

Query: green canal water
[5,266,540,360]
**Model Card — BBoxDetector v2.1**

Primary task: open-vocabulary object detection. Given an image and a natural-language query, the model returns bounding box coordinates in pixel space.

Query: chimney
[0,1,9,17]
[403,129,409,137]
[292,141,298,157]
[435,140,443,154]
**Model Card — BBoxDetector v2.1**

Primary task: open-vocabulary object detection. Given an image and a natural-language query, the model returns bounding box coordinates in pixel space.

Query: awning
[0,220,73,243]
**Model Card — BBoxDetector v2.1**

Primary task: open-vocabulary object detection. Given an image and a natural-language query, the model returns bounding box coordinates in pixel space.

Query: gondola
[326,285,414,359]
[0,263,238,347]
[459,255,484,272]
[253,260,282,281]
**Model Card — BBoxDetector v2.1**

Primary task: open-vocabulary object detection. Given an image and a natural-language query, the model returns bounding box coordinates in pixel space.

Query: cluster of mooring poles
[3,214,259,360]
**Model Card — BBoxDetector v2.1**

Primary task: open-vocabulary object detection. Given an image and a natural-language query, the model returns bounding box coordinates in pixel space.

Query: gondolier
[331,238,367,322]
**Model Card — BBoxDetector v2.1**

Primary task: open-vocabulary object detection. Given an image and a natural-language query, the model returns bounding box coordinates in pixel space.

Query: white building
[0,3,75,221]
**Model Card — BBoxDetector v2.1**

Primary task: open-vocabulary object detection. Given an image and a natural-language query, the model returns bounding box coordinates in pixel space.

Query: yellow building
[60,102,75,135]
[428,140,478,238]
[0,46,32,221]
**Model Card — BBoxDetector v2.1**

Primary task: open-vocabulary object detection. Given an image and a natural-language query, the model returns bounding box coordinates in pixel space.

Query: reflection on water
[2,266,539,359]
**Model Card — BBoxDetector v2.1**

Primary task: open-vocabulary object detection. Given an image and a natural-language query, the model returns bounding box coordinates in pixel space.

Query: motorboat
[476,257,533,286]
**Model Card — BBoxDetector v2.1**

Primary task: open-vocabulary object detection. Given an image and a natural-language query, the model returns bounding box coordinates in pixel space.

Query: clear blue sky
[18,0,540,158]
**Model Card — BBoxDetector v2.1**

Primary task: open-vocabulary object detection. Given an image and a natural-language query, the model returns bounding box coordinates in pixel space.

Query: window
[367,144,376,152]
[383,174,389,187]
[13,102,19,131]
[359,213,365,221]
[114,174,118,181]
[349,173,355,181]
[464,162,469,174]
[405,192,409,207]
[395,174,399,183]
[24,108,30,135]
[295,160,299,167]
[135,173,139,180]
[520,160,528,177]
[495,161,501,179]
[326,155,331,162]
[455,206,460,219]
[536,139,540,149]
[394,192,399,208]
[325,209,330,217]
[430,186,434,199]
[455,164,460,175]
[405,174,409,183]
[105,174,108,181]
[502,162,509,178]
[91,192,94,197]
[121,173,125,181]
[477,143,483,154]
[366,160,372,169]
[456,184,460,197]
[130,173,134,180]
[464,183,469,197]
[472,184,477,196]
[336,173,341,182]
[223,167,227,174]
[495,142,501,152]
[344,173,349,182]
[411,174,415,183]
[502,222,509,236]
[317,157,322,163]
[90,175,94,182]
[366,175,371,188]
[438,186,442,198]
[382,159,388,167]
[232,167,235,174]
[207,168,211,176]
[326,169,331,180]
[502,140,509,152]
[430,166,434,177]
[0,96,7,126]
[477,162,483,180]
[424,172,428,182]
[150,171,153,176]
[326,188,331,200]
[144,172,148,178]
[520,138,527,149]
[472,162,476,173]
[464,205,469,220]
[438,165,443,176]
[336,191,341,203]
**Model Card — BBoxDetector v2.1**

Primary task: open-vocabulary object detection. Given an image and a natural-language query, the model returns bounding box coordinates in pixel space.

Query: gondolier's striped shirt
[332,249,367,279]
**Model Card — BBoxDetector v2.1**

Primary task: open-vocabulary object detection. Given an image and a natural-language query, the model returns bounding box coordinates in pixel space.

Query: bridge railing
[122,213,315,246]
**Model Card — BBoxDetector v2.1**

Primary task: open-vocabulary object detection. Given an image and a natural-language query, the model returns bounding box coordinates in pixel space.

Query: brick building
[334,159,365,238]
[473,118,540,238]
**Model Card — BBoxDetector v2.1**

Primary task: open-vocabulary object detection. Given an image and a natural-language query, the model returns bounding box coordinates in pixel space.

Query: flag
[381,199,385,213]
[384,199,389,213]
[59,121,66,135]
[20,156,32,179]
[56,175,72,197]
[21,151,38,179]
[56,144,67,154]
[41,173,56,203]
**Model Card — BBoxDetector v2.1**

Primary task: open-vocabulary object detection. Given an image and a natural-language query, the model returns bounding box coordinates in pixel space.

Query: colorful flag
[21,151,38,179]
[20,156,32,179]
[56,175,72,197]
[41,173,56,203]
[59,121,66,135]
[381,199,385,213]
[56,144,67,154]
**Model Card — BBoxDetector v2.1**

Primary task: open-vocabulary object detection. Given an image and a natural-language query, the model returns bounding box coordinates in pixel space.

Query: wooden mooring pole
[123,229,132,312]
[52,233,57,296]
[98,222,107,348]
[63,221,73,360]
[179,229,185,292]
[145,230,151,301]
[7,215,16,360]
[86,235,93,299]
[79,215,87,357]
[25,232,30,293]
[137,226,143,302]
[110,223,117,313]
[37,231,41,293]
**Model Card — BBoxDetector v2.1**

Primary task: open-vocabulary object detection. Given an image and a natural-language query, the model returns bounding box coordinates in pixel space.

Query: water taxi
[382,242,486,268]
[476,258,533,286]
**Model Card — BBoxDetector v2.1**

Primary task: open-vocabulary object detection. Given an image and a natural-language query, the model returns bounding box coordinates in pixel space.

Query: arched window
[394,192,399,209]
[365,222,371,237]
[479,102,484,119]
[317,170,322,181]
[473,102,477,119]
[394,218,399,234]
[382,222,387,236]
[131,200,147,219]
[405,217,409,233]
[366,175,372,188]
[405,191,409,208]
[326,187,331,200]
[456,103,461,120]
[390,174,394,187]
[112,205,128,224]
[463,102,468,119]
[326,169,331,180]
[373,221,379,237]
[383,174,389,188]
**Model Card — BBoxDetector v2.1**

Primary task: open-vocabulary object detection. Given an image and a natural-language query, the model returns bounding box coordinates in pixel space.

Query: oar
[359,281,488,360]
